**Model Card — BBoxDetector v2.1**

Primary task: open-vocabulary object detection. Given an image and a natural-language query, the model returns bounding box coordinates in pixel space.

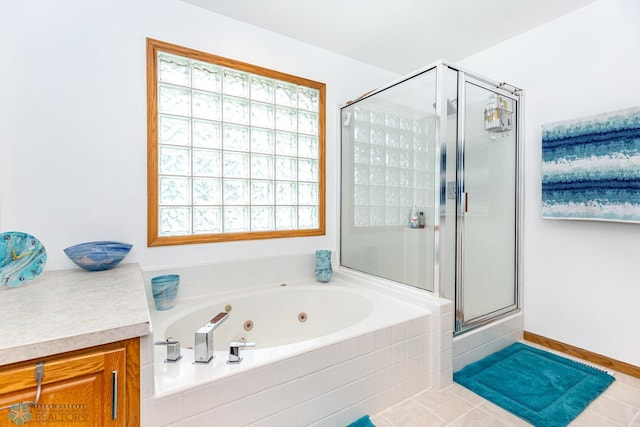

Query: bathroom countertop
[0,263,151,366]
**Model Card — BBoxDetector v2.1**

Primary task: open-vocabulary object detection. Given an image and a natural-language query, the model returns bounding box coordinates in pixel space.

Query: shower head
[432,98,457,116]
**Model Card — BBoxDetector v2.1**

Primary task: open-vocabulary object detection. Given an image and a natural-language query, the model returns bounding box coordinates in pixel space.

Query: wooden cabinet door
[0,348,125,426]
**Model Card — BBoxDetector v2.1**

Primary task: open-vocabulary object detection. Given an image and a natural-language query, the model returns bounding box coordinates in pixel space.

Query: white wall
[459,0,640,366]
[0,0,397,271]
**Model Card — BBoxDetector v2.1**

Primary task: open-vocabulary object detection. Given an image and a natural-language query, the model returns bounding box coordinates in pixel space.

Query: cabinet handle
[0,362,45,411]
[112,370,117,420]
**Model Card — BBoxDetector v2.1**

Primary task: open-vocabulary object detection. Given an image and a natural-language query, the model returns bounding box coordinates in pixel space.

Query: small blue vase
[315,250,332,283]
[151,274,180,310]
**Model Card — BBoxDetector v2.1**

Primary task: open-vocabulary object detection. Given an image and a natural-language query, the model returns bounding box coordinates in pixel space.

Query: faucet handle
[227,341,256,364]
[154,337,178,345]
[154,337,182,363]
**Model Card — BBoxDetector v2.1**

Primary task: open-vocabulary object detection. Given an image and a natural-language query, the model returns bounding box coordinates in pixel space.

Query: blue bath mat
[346,415,375,427]
[454,342,614,427]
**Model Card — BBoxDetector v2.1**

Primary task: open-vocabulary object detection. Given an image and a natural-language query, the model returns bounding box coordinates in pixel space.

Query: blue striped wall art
[541,106,640,223]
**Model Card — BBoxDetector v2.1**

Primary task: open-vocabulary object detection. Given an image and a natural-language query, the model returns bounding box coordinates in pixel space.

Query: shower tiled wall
[350,105,434,228]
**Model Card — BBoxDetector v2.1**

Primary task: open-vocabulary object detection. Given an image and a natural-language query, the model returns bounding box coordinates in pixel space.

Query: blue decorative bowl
[64,241,132,271]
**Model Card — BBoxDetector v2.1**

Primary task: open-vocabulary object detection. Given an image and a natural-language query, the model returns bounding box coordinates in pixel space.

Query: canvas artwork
[541,106,640,223]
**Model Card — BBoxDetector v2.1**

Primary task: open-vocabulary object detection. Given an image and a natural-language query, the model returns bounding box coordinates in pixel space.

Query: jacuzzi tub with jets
[144,269,447,426]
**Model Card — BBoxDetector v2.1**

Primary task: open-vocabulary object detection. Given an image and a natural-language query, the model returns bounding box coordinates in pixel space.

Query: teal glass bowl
[64,241,132,271]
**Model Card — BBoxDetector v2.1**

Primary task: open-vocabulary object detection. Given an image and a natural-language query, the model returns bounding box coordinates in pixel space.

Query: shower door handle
[464,192,469,213]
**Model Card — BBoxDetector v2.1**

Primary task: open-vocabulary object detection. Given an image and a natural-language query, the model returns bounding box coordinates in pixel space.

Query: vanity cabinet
[0,338,139,427]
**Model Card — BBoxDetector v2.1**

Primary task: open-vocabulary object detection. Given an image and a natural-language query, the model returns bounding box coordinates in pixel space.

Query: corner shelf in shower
[484,94,513,133]
[484,107,513,133]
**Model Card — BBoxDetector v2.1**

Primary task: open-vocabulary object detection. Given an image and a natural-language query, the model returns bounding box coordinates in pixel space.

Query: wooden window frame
[146,38,326,247]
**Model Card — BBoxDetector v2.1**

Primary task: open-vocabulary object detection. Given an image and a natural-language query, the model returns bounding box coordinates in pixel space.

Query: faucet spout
[208,312,229,328]
[194,312,229,363]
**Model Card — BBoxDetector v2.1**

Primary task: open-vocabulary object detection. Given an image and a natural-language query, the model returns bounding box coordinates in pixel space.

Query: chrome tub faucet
[194,312,228,363]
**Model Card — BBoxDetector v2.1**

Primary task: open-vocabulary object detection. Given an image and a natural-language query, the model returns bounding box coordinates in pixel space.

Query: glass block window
[147,39,326,246]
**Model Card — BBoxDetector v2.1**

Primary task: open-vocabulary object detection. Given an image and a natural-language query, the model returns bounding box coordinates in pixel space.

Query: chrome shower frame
[338,60,524,334]
[452,70,523,334]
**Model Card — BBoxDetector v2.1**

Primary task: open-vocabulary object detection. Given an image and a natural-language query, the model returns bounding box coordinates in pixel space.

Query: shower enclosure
[340,61,522,334]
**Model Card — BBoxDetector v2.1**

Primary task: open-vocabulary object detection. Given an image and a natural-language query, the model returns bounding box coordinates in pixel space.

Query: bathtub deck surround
[140,254,454,426]
[149,279,433,396]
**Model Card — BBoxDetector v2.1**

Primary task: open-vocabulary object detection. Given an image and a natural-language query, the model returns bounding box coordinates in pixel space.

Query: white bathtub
[161,283,376,351]
[144,268,452,427]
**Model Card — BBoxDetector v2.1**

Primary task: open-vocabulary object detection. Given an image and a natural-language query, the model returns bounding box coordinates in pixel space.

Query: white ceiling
[182,0,598,74]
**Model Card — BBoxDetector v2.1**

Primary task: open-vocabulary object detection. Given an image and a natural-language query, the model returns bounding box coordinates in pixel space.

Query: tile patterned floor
[371,342,640,427]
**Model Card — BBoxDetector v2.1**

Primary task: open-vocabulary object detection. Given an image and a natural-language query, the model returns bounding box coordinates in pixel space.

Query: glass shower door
[340,69,438,292]
[457,77,518,330]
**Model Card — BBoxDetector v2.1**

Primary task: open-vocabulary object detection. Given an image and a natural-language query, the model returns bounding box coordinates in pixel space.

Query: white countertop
[0,263,151,365]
